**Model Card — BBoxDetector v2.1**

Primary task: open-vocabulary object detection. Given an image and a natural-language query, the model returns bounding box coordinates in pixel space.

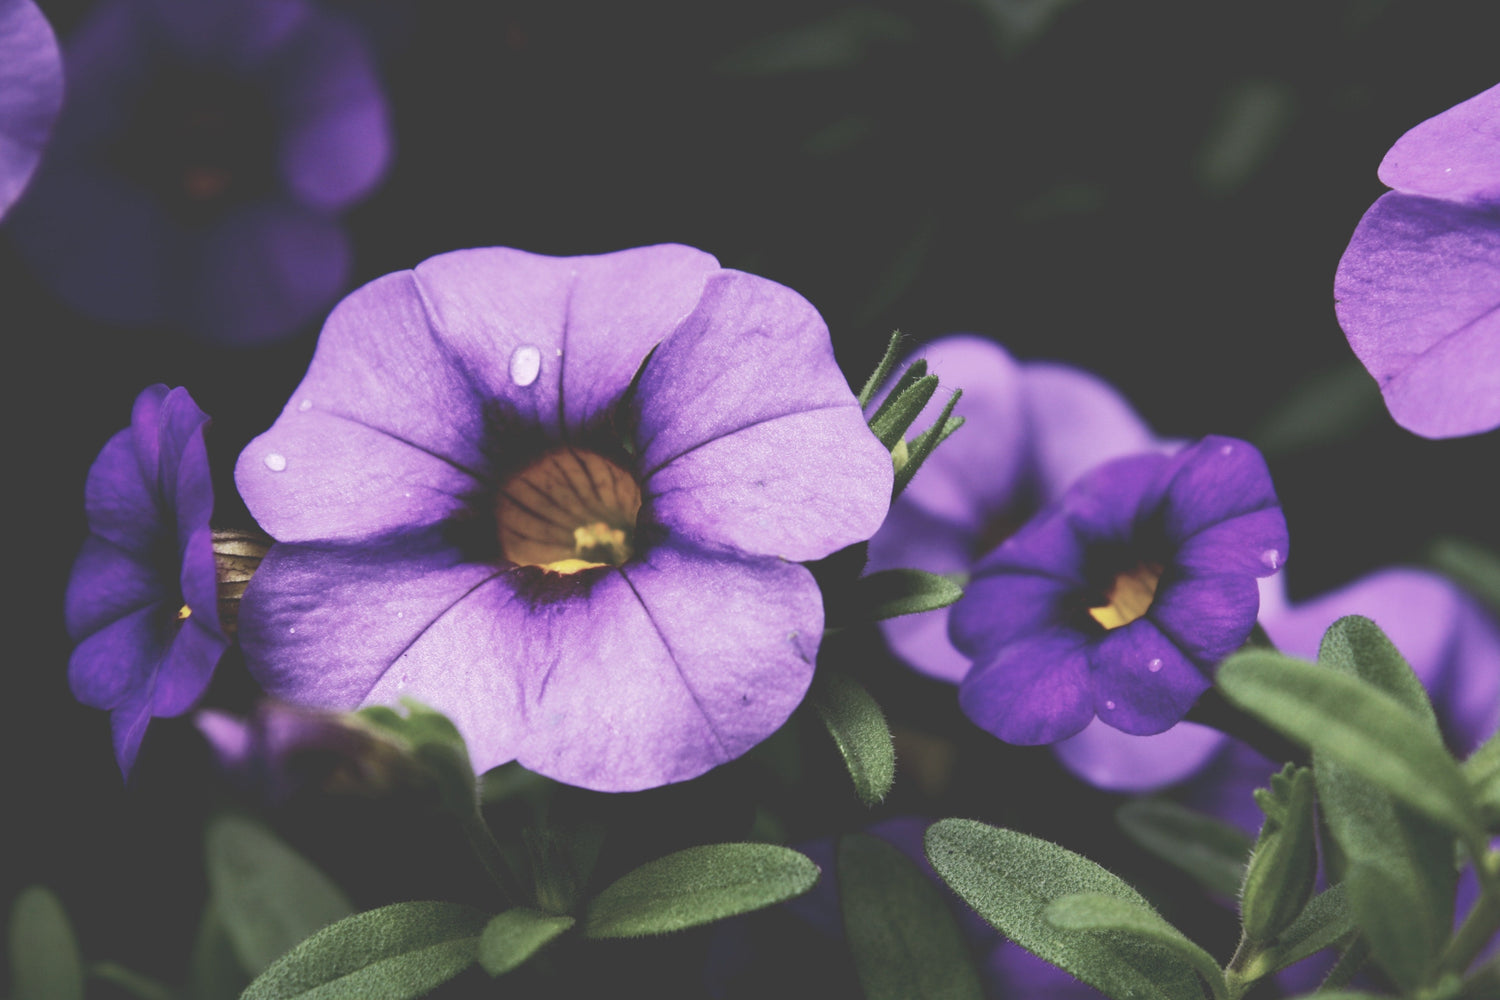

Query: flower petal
[867,502,976,683]
[1058,451,1172,544]
[68,601,170,710]
[64,537,167,640]
[150,617,228,715]
[1173,507,1289,577]
[1159,436,1280,542]
[1150,572,1260,665]
[0,0,63,218]
[958,629,1094,744]
[1334,192,1500,438]
[83,425,165,558]
[1378,83,1500,204]
[949,570,1073,657]
[111,689,153,778]
[1088,621,1210,734]
[1053,718,1227,794]
[1021,361,1159,502]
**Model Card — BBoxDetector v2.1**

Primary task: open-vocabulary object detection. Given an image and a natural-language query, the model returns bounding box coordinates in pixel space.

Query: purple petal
[196,709,254,771]
[1159,437,1281,543]
[1174,508,1289,578]
[867,502,977,682]
[639,271,892,560]
[972,506,1089,581]
[949,571,1072,658]
[1053,718,1228,793]
[139,0,308,72]
[1150,572,1261,666]
[269,11,391,211]
[1020,361,1159,502]
[111,690,154,778]
[150,617,228,715]
[510,540,822,790]
[1088,621,1210,734]
[1057,451,1172,544]
[410,245,719,431]
[1334,192,1500,438]
[68,602,169,710]
[82,426,163,558]
[64,537,167,641]
[0,0,63,218]
[872,336,1028,531]
[1378,84,1500,204]
[958,629,1094,744]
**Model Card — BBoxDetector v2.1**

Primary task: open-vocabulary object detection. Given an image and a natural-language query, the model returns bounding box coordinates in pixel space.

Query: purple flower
[1333,82,1500,439]
[6,0,391,345]
[0,0,63,218]
[234,244,893,792]
[65,385,228,777]
[951,437,1288,744]
[866,336,1158,683]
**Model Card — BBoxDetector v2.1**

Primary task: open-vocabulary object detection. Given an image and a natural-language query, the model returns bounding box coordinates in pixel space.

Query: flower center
[1088,561,1163,630]
[496,450,641,574]
[176,604,193,622]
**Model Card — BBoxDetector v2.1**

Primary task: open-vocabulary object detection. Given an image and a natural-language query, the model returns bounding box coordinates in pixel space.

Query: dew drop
[264,452,287,472]
[1219,444,1234,456]
[288,626,295,634]
[509,344,542,387]
[1147,658,1163,673]
[1260,548,1282,570]
[297,398,312,412]
[1105,700,1117,710]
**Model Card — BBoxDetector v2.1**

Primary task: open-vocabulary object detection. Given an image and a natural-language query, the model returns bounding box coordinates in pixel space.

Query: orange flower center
[496,450,641,574]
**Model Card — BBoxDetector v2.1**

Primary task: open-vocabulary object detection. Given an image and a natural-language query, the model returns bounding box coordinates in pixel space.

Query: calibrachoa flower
[1334,82,1500,438]
[6,0,391,345]
[951,437,1288,744]
[866,336,1157,683]
[0,0,62,218]
[235,244,893,791]
[65,385,228,777]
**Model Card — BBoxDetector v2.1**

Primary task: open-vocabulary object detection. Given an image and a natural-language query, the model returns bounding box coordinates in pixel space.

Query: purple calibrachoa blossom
[6,0,391,345]
[65,385,228,777]
[235,244,893,792]
[866,336,1158,684]
[1334,82,1500,439]
[951,437,1288,744]
[0,0,62,218]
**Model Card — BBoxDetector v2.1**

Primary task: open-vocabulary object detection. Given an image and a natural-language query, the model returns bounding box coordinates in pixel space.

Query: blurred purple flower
[65,385,228,777]
[0,0,63,218]
[866,336,1158,684]
[1334,82,1500,439]
[6,0,391,345]
[234,244,893,792]
[952,437,1287,744]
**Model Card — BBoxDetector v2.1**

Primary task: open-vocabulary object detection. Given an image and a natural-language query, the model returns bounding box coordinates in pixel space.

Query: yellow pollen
[497,450,641,575]
[176,604,193,622]
[1088,562,1163,630]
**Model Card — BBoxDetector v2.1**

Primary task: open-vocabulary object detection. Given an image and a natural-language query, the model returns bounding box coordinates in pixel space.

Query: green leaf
[205,815,355,976]
[838,834,983,1000]
[1257,884,1355,975]
[843,568,963,624]
[892,392,964,499]
[189,901,250,1000]
[1345,861,1443,992]
[87,962,176,1000]
[476,909,574,977]
[857,330,907,409]
[9,886,84,1000]
[583,843,819,939]
[1464,731,1500,825]
[1317,615,1439,732]
[1115,799,1251,899]
[924,820,1206,1000]
[240,901,487,1000]
[1429,536,1500,612]
[1215,649,1481,840]
[867,364,937,449]
[809,670,896,807]
[356,699,476,817]
[1042,893,1226,1000]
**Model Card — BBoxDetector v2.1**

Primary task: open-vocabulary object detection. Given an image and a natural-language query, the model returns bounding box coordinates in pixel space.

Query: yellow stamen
[176,604,193,622]
[1088,562,1163,630]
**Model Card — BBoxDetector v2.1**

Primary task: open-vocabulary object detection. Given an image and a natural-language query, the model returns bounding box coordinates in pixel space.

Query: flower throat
[496,449,641,574]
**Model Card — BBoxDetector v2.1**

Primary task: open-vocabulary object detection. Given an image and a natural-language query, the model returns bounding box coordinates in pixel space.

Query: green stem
[1440,850,1500,976]
[1187,686,1307,767]
[460,800,523,908]
[90,961,178,1000]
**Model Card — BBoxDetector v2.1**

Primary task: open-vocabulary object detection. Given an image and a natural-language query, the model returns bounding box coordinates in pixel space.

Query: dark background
[7,1,1498,996]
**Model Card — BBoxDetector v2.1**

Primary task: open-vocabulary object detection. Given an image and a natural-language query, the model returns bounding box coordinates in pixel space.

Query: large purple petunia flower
[1055,568,1500,798]
[866,336,1158,683]
[6,0,391,345]
[1334,82,1500,438]
[951,437,1288,744]
[0,0,63,218]
[65,385,229,777]
[234,244,893,792]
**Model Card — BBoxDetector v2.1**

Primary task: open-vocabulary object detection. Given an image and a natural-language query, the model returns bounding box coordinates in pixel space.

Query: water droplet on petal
[1219,444,1233,456]
[1105,700,1117,710]
[509,344,541,387]
[264,453,287,472]
[1260,548,1282,570]
[1147,658,1163,673]
[297,398,312,412]
[288,626,295,634]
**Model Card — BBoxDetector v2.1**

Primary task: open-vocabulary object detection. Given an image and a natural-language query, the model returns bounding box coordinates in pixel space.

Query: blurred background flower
[0,0,63,218]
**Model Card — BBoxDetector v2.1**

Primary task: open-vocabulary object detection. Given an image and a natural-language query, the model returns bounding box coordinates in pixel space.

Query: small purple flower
[234,244,893,792]
[6,0,391,345]
[0,0,63,218]
[1334,83,1500,439]
[867,336,1158,683]
[952,437,1288,744]
[65,385,228,777]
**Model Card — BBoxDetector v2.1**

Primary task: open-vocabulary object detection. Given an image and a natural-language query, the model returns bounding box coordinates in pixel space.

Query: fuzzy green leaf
[356,699,476,817]
[924,820,1206,1000]
[892,391,964,498]
[867,367,937,449]
[1465,731,1500,824]
[477,910,574,977]
[1115,799,1252,899]
[240,901,487,1000]
[9,886,84,1000]
[1043,893,1226,1000]
[1346,861,1442,992]
[1241,765,1319,943]
[810,670,896,807]
[844,568,963,623]
[583,843,819,939]
[857,331,908,408]
[204,815,354,976]
[839,833,983,1000]
[1258,884,1356,975]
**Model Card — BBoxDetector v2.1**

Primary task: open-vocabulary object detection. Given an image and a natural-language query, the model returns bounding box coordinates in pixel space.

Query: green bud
[1240,763,1318,943]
